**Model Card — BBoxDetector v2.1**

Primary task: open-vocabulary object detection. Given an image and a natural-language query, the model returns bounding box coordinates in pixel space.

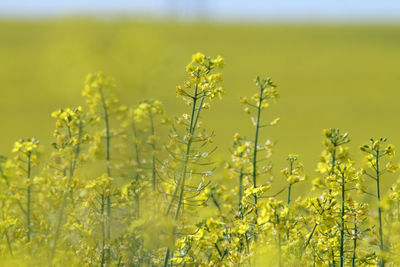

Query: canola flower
[0,53,400,267]
[48,106,89,264]
[163,53,224,265]
[12,138,40,244]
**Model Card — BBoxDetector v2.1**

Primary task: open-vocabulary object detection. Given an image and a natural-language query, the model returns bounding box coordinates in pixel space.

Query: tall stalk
[304,129,349,260]
[149,113,157,191]
[330,141,338,267]
[163,86,202,265]
[100,190,106,267]
[287,160,294,205]
[339,169,345,267]
[82,72,120,265]
[274,211,283,267]
[360,138,392,267]
[132,122,141,219]
[100,87,112,238]
[238,167,244,215]
[11,139,39,247]
[251,83,263,215]
[304,145,337,250]
[375,147,385,267]
[163,53,224,266]
[351,214,357,267]
[2,201,13,256]
[175,92,205,220]
[49,122,82,265]
[26,151,32,243]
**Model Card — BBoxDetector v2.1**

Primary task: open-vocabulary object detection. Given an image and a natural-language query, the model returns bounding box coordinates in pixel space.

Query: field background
[1,19,400,195]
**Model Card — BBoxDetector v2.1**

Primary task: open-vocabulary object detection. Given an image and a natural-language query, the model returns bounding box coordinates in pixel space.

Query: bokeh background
[1,1,400,190]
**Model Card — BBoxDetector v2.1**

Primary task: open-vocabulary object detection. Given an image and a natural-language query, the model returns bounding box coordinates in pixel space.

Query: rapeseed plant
[360,138,397,267]
[163,52,224,265]
[1,52,400,266]
[12,138,40,244]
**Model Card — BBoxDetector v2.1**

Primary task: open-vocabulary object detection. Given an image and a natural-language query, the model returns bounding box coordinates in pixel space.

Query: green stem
[305,143,337,251]
[165,86,201,217]
[351,215,357,267]
[287,184,292,205]
[100,192,106,267]
[339,172,345,267]
[164,85,204,266]
[330,147,336,175]
[275,212,282,267]
[49,122,82,265]
[174,92,205,220]
[149,113,157,191]
[132,122,141,219]
[304,223,317,249]
[69,122,82,207]
[4,228,13,257]
[238,167,244,215]
[375,148,385,267]
[163,247,170,267]
[287,160,294,205]
[99,87,112,264]
[251,86,263,216]
[286,160,294,241]
[2,206,13,256]
[329,144,337,267]
[26,151,32,243]
[99,87,112,239]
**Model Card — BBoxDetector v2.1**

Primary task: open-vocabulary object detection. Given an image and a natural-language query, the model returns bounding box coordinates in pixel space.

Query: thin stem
[132,122,141,219]
[304,145,337,253]
[287,160,294,205]
[163,247,170,267]
[2,205,13,256]
[287,184,292,206]
[339,172,345,267]
[238,167,244,215]
[69,122,82,207]
[351,215,357,267]
[252,86,263,217]
[286,160,293,241]
[164,84,205,265]
[174,92,205,220]
[49,122,82,265]
[275,212,283,267]
[375,148,385,267]
[330,147,336,175]
[304,223,317,249]
[4,228,13,257]
[26,151,32,243]
[99,87,112,263]
[165,88,198,216]
[100,192,106,267]
[149,113,157,191]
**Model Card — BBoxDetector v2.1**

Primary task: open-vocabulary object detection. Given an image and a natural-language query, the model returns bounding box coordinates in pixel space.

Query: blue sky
[1,0,400,22]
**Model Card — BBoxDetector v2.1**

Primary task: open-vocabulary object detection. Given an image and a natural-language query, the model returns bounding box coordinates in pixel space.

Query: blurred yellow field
[1,20,400,169]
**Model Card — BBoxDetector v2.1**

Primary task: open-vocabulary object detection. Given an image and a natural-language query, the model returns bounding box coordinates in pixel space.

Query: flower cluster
[177,52,224,102]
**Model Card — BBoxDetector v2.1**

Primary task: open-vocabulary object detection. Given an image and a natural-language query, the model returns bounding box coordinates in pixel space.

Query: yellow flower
[192,52,205,64]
